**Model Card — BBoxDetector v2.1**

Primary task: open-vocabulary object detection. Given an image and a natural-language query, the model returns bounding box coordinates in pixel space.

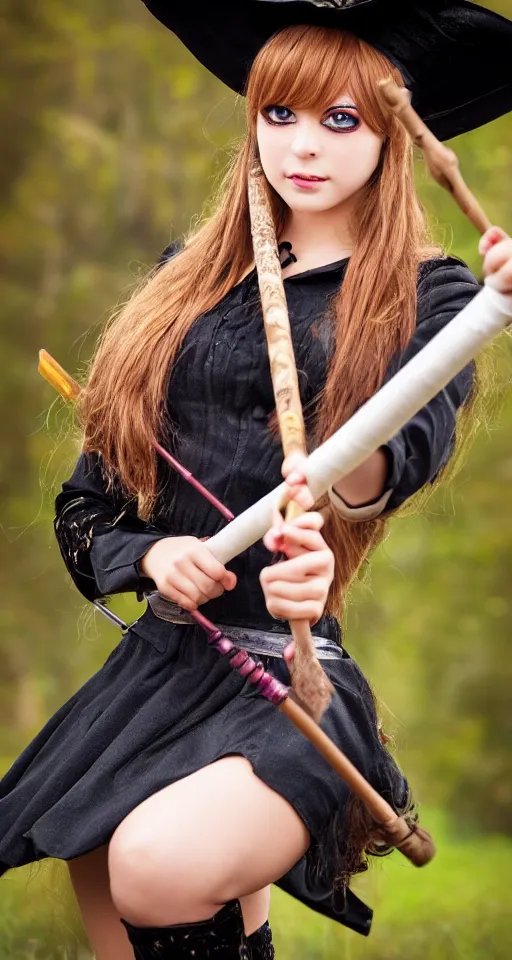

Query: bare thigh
[68,841,273,959]
[108,756,310,927]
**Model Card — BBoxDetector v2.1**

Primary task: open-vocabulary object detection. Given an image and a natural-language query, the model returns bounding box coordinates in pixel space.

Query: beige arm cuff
[328,485,394,522]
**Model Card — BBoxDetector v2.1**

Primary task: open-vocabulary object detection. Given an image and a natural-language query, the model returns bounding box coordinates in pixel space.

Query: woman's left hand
[260,509,334,626]
[480,227,512,293]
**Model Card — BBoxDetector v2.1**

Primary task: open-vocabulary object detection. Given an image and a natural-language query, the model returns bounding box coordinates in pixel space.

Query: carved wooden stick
[378,77,492,235]
[247,163,334,723]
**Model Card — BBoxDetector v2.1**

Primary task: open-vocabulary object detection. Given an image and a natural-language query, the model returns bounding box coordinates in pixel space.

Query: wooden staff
[378,77,492,235]
[247,163,335,723]
[39,348,436,867]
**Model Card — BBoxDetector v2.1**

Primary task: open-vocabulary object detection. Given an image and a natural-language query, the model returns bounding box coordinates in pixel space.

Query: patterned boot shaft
[121,899,250,958]
[247,920,275,959]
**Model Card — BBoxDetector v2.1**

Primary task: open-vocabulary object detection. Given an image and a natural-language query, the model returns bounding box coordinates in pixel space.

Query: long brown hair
[78,25,443,615]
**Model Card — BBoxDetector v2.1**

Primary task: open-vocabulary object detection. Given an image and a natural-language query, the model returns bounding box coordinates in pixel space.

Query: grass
[272,809,511,959]
[0,810,510,959]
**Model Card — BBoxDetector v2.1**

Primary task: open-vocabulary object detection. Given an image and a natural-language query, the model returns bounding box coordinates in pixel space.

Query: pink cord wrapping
[191,609,289,706]
[153,440,235,521]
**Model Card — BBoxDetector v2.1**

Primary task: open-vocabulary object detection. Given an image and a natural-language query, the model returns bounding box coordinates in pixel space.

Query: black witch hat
[141,0,512,140]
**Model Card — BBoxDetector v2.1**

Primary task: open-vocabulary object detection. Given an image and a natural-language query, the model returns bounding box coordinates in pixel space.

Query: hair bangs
[247,25,403,136]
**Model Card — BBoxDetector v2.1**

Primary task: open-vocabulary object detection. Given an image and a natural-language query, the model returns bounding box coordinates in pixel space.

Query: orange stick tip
[38,349,81,401]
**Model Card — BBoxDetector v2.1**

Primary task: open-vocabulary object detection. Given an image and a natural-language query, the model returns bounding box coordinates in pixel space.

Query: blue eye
[264,105,296,125]
[323,111,360,132]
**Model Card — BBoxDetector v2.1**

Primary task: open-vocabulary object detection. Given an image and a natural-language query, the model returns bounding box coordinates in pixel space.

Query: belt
[146,592,344,661]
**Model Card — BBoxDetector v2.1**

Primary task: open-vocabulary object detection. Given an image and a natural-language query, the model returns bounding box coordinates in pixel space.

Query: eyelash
[263,105,360,132]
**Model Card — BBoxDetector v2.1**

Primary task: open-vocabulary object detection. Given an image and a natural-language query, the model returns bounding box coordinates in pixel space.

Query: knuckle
[267,599,283,618]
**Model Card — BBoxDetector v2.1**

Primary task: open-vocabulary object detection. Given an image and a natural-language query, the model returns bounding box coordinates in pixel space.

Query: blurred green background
[1,1,511,957]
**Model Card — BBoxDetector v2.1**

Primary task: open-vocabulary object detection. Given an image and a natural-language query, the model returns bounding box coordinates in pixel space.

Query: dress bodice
[54,252,479,627]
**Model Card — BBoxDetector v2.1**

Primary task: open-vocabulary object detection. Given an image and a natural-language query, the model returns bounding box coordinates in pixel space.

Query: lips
[287,173,326,181]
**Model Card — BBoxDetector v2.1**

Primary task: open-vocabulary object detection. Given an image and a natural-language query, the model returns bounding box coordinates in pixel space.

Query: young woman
[1,2,512,958]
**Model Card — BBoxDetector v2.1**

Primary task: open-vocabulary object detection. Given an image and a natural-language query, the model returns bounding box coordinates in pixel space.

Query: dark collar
[283,258,350,282]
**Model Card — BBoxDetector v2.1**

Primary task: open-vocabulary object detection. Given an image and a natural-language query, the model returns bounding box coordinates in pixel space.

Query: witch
[2,1,512,958]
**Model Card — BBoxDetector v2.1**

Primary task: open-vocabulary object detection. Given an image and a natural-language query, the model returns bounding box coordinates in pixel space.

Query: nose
[290,119,320,159]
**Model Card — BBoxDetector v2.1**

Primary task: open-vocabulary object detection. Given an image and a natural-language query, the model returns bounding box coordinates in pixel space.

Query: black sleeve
[54,452,170,602]
[381,256,481,513]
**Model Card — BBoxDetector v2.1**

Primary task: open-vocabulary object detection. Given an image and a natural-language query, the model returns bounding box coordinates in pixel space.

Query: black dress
[0,253,479,935]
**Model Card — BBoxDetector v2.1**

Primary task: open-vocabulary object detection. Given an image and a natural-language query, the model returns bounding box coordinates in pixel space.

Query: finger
[283,641,295,664]
[285,511,324,531]
[265,598,325,623]
[279,541,315,560]
[263,509,285,552]
[261,550,334,583]
[222,570,237,591]
[263,529,284,552]
[282,452,308,481]
[180,560,226,600]
[177,559,233,605]
[275,513,325,557]
[484,259,512,294]
[158,588,199,611]
[264,577,327,602]
[479,225,508,256]
[282,452,315,509]
[192,546,233,584]
[280,531,327,559]
[279,522,326,551]
[280,540,328,561]
[286,483,315,510]
[482,237,512,274]
[158,571,208,610]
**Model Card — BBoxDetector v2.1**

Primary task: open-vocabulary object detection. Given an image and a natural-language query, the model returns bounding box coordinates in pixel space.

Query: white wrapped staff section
[208,283,512,566]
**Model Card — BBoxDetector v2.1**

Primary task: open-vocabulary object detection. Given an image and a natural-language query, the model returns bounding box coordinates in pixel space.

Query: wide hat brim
[142,0,512,140]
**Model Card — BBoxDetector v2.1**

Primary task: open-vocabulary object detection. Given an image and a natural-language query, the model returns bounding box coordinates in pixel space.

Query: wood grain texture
[378,77,491,235]
[248,164,334,722]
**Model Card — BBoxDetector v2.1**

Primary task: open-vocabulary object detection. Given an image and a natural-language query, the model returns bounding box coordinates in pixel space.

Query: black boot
[120,899,250,958]
[247,920,275,959]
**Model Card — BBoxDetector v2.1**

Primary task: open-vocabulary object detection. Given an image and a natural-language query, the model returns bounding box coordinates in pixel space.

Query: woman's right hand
[139,537,237,611]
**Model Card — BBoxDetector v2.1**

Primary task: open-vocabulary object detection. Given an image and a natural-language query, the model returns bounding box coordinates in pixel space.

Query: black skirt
[0,604,409,936]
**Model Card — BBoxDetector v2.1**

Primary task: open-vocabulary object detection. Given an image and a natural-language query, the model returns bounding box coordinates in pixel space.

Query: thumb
[479,225,508,256]
[283,641,295,665]
[221,570,237,591]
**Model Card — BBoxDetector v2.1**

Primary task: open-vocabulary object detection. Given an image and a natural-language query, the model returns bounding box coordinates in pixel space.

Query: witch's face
[256,92,383,215]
